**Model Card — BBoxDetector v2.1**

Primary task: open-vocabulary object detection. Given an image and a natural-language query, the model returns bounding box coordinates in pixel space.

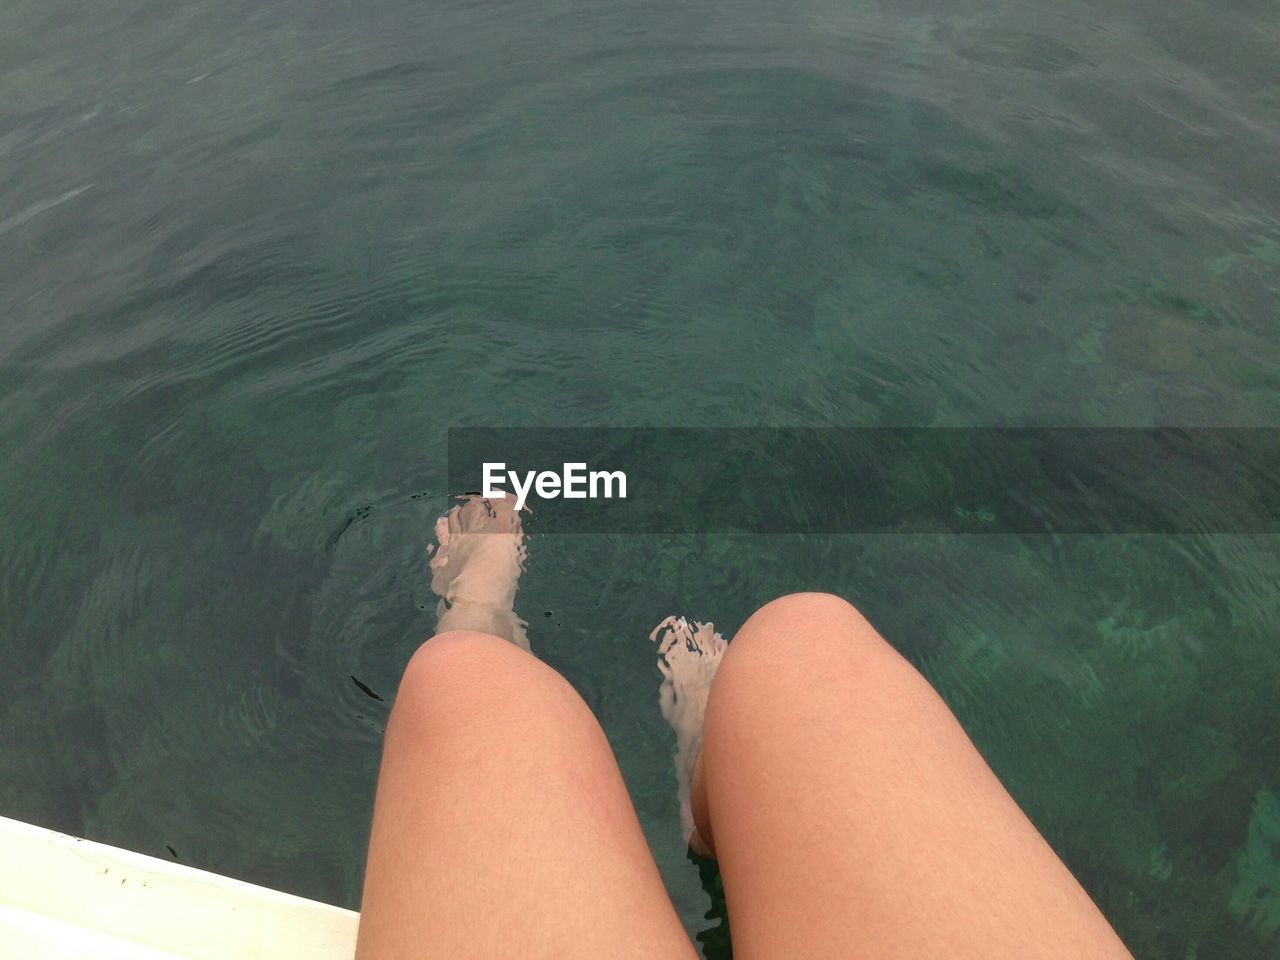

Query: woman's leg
[357,629,697,960]
[361,496,693,959]
[690,592,1133,960]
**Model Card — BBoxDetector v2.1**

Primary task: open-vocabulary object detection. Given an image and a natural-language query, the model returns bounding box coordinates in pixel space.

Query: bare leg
[688,593,1133,960]
[652,616,726,857]
[357,631,697,959]
[429,493,530,649]
[359,496,694,959]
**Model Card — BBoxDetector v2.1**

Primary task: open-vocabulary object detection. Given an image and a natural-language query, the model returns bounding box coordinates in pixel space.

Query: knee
[392,630,537,728]
[712,592,900,703]
[733,592,883,658]
[401,629,522,694]
[750,591,864,623]
[390,630,592,745]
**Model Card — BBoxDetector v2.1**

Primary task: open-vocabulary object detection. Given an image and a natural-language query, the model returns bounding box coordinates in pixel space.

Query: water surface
[2,0,1278,955]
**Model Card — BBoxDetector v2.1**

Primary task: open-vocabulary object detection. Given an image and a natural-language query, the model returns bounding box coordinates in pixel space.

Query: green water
[2,0,1278,955]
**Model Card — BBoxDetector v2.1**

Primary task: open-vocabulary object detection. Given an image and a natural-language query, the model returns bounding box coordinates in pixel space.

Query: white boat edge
[0,815,359,959]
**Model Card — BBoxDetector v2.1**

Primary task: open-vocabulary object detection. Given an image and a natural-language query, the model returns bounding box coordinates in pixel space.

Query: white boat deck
[0,815,358,959]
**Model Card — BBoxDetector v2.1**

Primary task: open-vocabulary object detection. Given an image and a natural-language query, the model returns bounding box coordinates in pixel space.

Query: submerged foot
[652,615,726,858]
[429,494,530,650]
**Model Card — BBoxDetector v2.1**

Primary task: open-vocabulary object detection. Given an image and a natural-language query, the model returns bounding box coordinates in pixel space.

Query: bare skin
[357,499,1133,959]
[356,630,698,960]
[687,592,1133,960]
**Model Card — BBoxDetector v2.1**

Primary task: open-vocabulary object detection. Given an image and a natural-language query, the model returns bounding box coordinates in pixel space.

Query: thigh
[698,593,1132,960]
[357,630,696,960]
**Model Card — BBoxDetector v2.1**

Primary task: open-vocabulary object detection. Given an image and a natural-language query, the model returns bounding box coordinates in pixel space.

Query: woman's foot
[652,615,726,858]
[429,494,530,650]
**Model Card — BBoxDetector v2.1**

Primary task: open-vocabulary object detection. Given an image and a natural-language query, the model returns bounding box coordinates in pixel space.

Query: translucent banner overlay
[446,428,1280,534]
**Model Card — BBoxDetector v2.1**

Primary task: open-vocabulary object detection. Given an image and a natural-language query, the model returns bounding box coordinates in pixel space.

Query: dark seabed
[1,0,1278,955]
